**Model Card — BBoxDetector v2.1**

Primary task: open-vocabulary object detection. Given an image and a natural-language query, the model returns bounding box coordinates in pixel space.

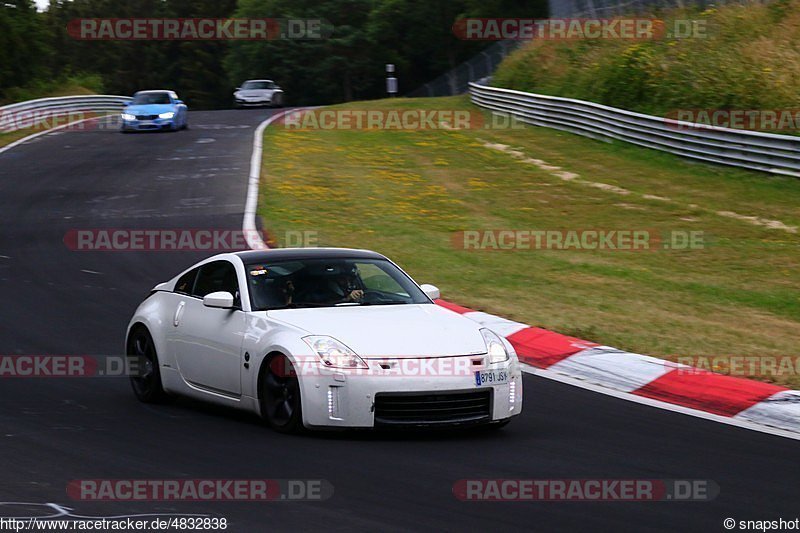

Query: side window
[192,261,241,305]
[174,268,198,295]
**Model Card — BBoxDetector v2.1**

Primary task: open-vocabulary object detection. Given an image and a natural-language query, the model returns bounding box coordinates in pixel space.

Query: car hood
[267,304,487,358]
[125,104,175,115]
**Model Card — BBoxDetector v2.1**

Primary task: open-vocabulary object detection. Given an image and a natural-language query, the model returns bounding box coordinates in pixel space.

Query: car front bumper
[235,98,272,106]
[121,118,175,131]
[297,355,523,429]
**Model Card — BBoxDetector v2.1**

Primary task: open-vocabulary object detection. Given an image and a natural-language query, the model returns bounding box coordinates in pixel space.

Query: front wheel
[128,328,172,404]
[260,354,304,433]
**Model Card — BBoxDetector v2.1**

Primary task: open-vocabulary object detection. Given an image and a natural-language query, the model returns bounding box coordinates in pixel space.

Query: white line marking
[80,269,101,275]
[522,364,800,441]
[0,116,105,155]
[243,110,294,250]
[0,501,208,520]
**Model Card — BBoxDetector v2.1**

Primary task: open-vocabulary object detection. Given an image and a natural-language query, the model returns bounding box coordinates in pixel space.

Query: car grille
[135,114,158,120]
[374,389,492,426]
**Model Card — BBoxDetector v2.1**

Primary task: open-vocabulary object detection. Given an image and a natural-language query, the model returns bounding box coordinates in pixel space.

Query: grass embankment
[258,96,800,388]
[493,0,800,121]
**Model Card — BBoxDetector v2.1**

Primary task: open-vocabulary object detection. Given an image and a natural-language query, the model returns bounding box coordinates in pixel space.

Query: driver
[306,270,363,304]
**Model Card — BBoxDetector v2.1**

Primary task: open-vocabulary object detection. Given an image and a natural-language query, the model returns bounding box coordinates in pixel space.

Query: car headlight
[303,336,367,369]
[121,113,135,121]
[480,328,509,364]
[158,112,175,119]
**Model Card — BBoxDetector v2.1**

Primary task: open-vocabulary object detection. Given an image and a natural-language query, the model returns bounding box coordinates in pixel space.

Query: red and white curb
[246,111,800,441]
[436,299,800,439]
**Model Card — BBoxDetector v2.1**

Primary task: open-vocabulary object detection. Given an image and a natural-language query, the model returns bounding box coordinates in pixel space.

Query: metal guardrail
[0,95,131,133]
[469,82,800,178]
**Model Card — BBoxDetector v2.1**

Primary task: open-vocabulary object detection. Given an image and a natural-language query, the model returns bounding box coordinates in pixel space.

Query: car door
[173,260,246,397]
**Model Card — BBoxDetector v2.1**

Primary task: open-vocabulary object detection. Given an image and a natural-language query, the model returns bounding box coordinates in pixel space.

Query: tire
[127,327,172,404]
[260,354,304,433]
[271,93,283,108]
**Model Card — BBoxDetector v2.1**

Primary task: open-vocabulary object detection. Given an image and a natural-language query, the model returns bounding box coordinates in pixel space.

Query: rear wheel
[260,354,304,433]
[128,328,172,404]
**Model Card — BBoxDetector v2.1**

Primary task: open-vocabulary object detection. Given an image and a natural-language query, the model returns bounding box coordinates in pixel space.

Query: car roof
[134,90,173,94]
[235,247,386,263]
[242,79,274,83]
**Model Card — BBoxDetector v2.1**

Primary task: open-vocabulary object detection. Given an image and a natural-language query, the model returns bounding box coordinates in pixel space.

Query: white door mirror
[203,291,235,309]
[419,284,440,300]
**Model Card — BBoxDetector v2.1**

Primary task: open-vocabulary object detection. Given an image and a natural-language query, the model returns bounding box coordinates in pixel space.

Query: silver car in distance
[233,79,284,108]
[126,248,523,432]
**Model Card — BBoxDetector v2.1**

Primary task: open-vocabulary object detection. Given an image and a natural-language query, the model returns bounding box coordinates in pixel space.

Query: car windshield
[132,93,171,105]
[242,81,274,90]
[245,258,430,311]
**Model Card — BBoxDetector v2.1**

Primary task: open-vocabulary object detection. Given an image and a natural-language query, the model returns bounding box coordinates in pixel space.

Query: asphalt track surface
[0,110,797,532]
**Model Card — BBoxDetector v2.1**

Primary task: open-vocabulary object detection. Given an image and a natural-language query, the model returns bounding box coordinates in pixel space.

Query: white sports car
[233,79,284,108]
[126,248,522,432]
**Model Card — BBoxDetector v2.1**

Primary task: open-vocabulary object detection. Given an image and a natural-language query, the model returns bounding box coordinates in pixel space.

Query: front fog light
[481,328,509,364]
[303,336,367,369]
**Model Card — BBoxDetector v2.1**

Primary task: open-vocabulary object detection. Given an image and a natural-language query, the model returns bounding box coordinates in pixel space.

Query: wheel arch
[255,350,289,400]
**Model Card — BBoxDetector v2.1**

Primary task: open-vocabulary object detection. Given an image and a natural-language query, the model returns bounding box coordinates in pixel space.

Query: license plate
[474,369,509,386]
[139,121,153,125]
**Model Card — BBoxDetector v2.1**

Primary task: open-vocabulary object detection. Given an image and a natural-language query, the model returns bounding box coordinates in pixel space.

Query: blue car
[120,90,188,132]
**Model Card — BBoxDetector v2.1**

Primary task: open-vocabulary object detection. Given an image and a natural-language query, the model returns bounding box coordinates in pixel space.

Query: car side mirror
[203,291,234,309]
[419,284,440,300]
[175,99,184,105]
[235,87,241,91]
[123,101,130,106]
